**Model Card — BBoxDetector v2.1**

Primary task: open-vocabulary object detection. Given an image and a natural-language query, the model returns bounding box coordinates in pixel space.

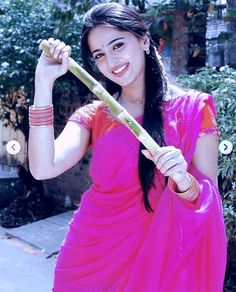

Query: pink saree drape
[53,93,227,291]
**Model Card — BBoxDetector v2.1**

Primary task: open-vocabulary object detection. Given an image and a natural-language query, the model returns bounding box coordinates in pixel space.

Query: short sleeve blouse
[68,99,219,137]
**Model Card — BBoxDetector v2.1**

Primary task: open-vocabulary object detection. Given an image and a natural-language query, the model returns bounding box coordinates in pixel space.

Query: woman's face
[88,26,148,89]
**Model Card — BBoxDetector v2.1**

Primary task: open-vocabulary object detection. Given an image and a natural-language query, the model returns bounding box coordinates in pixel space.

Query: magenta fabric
[52,94,227,291]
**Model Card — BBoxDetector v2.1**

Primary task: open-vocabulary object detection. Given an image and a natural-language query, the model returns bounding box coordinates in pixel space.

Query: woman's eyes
[93,43,124,60]
[94,53,104,60]
[113,42,123,50]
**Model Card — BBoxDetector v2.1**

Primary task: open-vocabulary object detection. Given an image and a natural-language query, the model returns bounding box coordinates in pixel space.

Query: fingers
[48,37,54,44]
[164,162,187,182]
[36,38,71,82]
[155,147,181,170]
[142,146,187,179]
[52,40,66,59]
[141,147,171,163]
[60,46,71,72]
[141,149,152,160]
[47,38,71,61]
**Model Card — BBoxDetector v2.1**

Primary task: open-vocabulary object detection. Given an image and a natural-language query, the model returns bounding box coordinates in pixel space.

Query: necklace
[131,97,145,104]
[118,96,145,105]
[104,94,145,121]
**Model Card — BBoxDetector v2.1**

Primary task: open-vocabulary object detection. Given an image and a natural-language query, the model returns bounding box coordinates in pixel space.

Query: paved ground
[0,167,18,179]
[0,210,74,292]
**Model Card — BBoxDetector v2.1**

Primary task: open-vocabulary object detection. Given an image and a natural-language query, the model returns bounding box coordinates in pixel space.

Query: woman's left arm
[192,134,219,185]
[141,133,219,199]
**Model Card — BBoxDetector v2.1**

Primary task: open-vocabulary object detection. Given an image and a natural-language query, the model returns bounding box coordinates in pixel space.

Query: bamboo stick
[39,39,160,156]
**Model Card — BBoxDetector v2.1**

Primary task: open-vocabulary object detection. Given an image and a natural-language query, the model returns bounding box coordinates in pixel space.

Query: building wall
[41,97,92,207]
[0,120,27,171]
[0,98,91,207]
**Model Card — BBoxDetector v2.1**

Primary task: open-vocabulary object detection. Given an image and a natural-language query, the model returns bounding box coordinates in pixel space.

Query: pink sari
[53,93,226,291]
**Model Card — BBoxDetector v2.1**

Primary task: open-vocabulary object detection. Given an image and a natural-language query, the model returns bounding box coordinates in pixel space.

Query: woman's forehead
[88,26,133,51]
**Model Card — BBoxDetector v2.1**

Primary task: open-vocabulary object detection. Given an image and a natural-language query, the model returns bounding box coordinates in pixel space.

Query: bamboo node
[91,83,103,95]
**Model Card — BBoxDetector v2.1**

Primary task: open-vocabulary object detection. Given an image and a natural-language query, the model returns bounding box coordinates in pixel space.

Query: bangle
[29,105,54,127]
[168,173,200,202]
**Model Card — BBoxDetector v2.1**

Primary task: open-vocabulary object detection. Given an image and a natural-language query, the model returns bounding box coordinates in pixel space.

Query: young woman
[28,3,226,291]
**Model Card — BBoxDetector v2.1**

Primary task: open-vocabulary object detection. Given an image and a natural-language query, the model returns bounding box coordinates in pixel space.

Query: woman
[28,3,226,291]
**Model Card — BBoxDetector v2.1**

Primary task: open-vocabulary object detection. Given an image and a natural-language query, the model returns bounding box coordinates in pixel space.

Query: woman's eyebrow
[91,37,125,54]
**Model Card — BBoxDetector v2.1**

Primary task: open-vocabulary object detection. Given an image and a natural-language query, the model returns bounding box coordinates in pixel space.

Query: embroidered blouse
[68,96,219,140]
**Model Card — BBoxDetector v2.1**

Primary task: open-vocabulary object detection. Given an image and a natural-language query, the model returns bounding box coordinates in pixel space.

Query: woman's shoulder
[164,85,216,117]
[164,84,187,101]
[164,84,208,102]
[67,100,105,130]
[79,99,104,111]
[72,99,106,118]
[163,85,218,146]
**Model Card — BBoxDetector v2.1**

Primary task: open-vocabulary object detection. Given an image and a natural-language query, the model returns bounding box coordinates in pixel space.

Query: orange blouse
[200,104,219,137]
[68,101,219,141]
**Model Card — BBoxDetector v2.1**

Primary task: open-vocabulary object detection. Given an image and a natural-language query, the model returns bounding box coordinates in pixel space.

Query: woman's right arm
[28,39,90,180]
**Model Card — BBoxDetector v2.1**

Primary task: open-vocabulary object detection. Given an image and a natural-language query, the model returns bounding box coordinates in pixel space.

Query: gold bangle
[168,173,200,202]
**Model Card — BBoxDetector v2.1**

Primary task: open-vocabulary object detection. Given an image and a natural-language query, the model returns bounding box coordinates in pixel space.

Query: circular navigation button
[219,140,233,155]
[6,140,21,155]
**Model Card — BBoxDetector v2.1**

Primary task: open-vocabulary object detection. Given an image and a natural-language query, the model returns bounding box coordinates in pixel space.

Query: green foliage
[226,7,236,19]
[0,0,54,138]
[178,66,236,289]
[148,0,210,73]
[0,0,98,139]
[129,0,147,12]
[218,32,231,42]
[149,14,175,46]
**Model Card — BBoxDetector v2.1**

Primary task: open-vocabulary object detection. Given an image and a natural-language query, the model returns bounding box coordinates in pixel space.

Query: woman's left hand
[141,146,191,192]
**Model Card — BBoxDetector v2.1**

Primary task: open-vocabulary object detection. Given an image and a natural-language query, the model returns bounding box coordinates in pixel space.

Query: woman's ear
[141,36,150,51]
[141,36,150,55]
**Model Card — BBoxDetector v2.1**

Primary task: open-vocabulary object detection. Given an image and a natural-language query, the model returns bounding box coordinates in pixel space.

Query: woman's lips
[112,63,129,77]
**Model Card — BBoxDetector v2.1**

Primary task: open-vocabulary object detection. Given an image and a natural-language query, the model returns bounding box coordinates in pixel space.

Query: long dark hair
[80,3,167,212]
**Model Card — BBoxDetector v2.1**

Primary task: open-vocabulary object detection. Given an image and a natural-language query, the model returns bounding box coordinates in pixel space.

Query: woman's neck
[120,86,145,104]
[112,87,144,118]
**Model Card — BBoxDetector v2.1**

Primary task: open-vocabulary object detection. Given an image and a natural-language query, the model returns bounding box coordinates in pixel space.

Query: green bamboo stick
[39,39,159,155]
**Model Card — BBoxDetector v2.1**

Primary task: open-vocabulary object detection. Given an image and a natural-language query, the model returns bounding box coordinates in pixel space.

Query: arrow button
[6,140,21,155]
[219,140,233,155]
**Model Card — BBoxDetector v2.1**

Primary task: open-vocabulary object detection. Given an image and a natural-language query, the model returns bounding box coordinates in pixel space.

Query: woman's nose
[106,53,119,70]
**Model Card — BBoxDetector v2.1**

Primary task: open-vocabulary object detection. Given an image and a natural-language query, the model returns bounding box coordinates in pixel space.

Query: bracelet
[168,173,200,202]
[29,105,54,127]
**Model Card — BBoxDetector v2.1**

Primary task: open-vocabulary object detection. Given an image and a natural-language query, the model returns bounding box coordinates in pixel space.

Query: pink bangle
[29,119,54,125]
[29,105,54,127]
[29,105,53,110]
[168,173,200,201]
[29,115,53,120]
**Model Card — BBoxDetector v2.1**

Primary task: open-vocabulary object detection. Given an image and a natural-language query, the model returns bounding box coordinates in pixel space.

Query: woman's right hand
[35,38,71,85]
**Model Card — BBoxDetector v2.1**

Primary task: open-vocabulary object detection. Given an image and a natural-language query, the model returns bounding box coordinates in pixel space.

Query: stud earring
[144,47,150,55]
